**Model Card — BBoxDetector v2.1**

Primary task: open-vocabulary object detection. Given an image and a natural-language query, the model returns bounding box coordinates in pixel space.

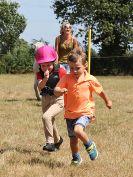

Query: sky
[13,0,61,46]
[12,0,97,50]
[8,1,133,53]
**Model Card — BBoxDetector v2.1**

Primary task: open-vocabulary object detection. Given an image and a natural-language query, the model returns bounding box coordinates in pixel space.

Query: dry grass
[0,74,133,177]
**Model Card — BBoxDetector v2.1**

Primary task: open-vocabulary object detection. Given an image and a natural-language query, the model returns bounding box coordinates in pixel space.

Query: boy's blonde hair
[67,48,87,66]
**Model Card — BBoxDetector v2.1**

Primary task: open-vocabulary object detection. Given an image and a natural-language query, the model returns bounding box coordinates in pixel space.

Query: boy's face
[40,62,54,73]
[69,61,86,78]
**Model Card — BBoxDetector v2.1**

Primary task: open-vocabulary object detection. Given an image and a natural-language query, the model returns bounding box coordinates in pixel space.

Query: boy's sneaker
[43,143,56,152]
[86,142,98,160]
[54,136,63,149]
[71,158,82,166]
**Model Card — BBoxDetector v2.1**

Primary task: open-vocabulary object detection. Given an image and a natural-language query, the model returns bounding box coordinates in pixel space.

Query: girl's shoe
[86,142,98,160]
[54,136,63,149]
[43,143,56,152]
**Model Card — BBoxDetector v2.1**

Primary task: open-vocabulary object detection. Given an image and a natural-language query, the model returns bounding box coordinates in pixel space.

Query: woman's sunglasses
[64,25,71,29]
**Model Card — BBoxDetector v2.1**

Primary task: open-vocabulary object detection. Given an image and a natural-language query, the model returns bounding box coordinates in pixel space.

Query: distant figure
[54,48,112,165]
[33,42,44,101]
[55,21,79,73]
[35,45,66,152]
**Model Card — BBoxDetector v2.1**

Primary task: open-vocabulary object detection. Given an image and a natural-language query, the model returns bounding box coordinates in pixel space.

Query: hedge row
[90,56,133,75]
[0,55,133,75]
[0,50,34,74]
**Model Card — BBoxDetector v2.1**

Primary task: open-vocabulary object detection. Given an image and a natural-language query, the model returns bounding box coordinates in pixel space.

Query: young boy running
[54,49,112,165]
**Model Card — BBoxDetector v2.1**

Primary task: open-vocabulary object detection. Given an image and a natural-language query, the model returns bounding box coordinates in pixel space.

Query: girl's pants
[42,95,64,144]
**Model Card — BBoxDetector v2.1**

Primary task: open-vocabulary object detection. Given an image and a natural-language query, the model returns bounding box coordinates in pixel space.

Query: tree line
[0,0,133,75]
[52,0,133,56]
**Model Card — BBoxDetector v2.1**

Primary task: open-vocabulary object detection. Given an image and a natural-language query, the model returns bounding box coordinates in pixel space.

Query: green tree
[52,0,133,56]
[0,0,26,55]
[0,38,34,73]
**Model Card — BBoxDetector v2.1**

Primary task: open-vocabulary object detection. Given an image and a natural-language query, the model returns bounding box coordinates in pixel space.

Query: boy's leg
[66,119,82,165]
[74,116,98,160]
[70,137,82,165]
[74,124,89,144]
[70,136,79,154]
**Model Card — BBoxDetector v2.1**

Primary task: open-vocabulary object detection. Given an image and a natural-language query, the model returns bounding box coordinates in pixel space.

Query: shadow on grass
[0,146,49,156]
[26,157,65,168]
[126,110,133,113]
[0,98,41,106]
[26,98,41,107]
[0,147,65,168]
[0,98,20,102]
[0,98,36,102]
[26,98,37,101]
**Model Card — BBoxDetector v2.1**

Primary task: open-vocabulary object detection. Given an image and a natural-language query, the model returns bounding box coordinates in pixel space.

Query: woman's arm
[55,36,60,63]
[73,37,79,48]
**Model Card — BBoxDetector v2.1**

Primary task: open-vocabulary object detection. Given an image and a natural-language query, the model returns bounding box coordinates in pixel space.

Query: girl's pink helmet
[35,45,58,64]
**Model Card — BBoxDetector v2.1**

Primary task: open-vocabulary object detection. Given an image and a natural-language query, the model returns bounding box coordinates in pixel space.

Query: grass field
[0,74,133,177]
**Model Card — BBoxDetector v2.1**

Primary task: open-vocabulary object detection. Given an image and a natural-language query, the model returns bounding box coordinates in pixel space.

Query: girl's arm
[38,70,49,91]
[38,78,47,91]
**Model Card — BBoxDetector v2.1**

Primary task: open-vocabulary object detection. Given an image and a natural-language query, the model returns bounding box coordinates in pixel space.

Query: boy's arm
[99,91,112,109]
[54,87,67,97]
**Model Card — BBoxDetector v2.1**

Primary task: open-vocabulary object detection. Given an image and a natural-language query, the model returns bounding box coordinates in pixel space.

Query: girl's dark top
[36,64,66,96]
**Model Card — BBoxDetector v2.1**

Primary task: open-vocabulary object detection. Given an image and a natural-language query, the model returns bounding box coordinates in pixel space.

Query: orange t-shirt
[56,71,103,119]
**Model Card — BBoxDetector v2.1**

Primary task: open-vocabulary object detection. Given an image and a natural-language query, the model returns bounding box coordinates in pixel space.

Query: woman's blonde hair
[60,21,72,34]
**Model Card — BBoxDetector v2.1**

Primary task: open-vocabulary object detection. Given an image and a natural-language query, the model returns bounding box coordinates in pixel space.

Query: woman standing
[55,21,79,72]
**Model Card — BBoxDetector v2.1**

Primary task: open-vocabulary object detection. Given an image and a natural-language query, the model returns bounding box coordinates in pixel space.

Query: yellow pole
[88,28,91,74]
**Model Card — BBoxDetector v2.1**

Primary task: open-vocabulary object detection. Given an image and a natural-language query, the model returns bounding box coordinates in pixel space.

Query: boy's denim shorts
[66,116,90,137]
